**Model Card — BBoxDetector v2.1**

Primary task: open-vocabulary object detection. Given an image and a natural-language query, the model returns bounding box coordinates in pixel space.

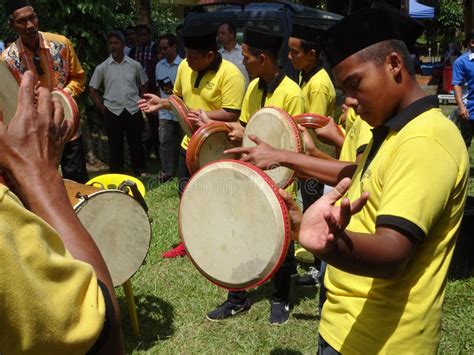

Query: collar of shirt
[258,70,286,107]
[469,50,474,61]
[107,55,131,65]
[162,54,182,67]
[361,95,439,177]
[220,42,241,54]
[194,53,223,88]
[299,63,323,87]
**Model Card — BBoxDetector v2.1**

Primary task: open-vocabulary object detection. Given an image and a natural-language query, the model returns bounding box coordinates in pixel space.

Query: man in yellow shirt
[138,24,245,258]
[2,0,89,183]
[0,70,124,353]
[289,7,468,353]
[206,26,305,325]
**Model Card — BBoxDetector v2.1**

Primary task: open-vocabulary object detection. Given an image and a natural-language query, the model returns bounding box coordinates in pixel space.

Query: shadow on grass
[270,348,303,355]
[121,294,175,352]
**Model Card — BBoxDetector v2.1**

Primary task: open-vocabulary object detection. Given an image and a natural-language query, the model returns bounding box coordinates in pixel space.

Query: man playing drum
[0,72,124,354]
[281,7,468,353]
[201,27,305,325]
[138,24,245,258]
[2,0,89,183]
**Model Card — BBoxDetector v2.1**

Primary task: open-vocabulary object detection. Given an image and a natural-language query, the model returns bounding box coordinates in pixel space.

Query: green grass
[115,174,473,354]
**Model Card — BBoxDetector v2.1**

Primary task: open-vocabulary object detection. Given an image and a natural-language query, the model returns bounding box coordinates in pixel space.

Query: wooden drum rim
[52,88,80,141]
[169,94,196,137]
[186,121,232,174]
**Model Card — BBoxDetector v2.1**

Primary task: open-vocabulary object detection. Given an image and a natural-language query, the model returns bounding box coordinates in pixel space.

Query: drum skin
[64,179,151,287]
[293,113,343,158]
[186,121,238,174]
[169,94,196,137]
[179,160,291,291]
[242,107,302,189]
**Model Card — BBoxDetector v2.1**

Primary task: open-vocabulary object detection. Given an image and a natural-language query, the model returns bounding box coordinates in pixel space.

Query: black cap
[243,27,284,55]
[5,0,31,16]
[182,24,217,51]
[320,8,424,67]
[291,23,324,48]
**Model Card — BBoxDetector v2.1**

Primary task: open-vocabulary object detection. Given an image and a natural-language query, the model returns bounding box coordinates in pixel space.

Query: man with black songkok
[280,7,468,353]
[204,27,305,325]
[2,0,89,183]
[138,23,245,258]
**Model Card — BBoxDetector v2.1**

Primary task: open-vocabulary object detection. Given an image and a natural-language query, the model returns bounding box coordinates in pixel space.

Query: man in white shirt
[217,22,249,86]
[155,33,182,182]
[89,31,149,177]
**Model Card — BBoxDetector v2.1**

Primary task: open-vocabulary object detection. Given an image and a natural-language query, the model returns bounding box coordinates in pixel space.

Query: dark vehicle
[183,1,342,74]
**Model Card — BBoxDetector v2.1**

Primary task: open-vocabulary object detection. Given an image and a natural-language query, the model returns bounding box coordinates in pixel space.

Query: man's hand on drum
[187,109,210,128]
[225,121,245,144]
[299,178,369,256]
[224,135,283,170]
[278,188,302,241]
[137,93,166,113]
[0,71,72,183]
[314,118,344,149]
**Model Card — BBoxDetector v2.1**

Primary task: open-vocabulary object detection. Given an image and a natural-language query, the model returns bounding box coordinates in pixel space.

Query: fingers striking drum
[243,107,302,189]
[64,179,151,287]
[179,160,291,290]
[293,113,343,158]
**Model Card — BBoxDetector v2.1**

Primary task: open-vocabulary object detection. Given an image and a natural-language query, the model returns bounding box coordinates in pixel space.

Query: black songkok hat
[291,23,324,48]
[243,27,284,55]
[320,8,424,67]
[182,24,218,51]
[5,0,31,16]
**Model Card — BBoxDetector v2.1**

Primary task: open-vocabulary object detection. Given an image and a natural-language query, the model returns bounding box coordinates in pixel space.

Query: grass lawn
[116,180,473,353]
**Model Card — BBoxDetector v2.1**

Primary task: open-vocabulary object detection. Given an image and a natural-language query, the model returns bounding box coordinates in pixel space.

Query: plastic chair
[86,173,147,337]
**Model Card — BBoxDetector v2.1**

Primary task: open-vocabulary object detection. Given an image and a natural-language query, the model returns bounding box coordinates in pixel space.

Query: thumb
[16,71,36,120]
[323,177,352,204]
[249,134,263,145]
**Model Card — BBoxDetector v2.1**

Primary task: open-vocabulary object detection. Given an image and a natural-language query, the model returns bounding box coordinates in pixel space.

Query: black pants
[104,108,146,175]
[159,119,180,176]
[61,136,89,183]
[317,335,340,355]
[300,178,324,271]
[177,147,191,198]
[145,112,160,158]
[227,242,296,304]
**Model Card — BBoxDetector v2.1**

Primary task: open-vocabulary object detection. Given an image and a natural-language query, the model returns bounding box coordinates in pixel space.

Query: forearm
[15,168,115,292]
[89,88,105,112]
[279,150,357,186]
[453,85,464,110]
[316,229,414,278]
[207,109,239,122]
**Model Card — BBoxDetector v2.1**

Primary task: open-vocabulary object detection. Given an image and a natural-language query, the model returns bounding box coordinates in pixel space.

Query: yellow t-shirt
[300,68,335,117]
[240,74,305,197]
[0,185,105,355]
[320,100,469,354]
[338,113,372,162]
[240,75,306,123]
[174,58,245,149]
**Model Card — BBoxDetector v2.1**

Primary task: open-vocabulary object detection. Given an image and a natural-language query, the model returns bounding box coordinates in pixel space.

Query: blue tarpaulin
[409,0,435,19]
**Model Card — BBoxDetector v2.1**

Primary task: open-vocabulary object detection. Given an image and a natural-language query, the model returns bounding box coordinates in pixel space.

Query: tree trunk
[136,0,151,26]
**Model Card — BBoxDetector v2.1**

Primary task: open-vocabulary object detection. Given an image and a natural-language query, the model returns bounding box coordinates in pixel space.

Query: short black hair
[135,24,151,35]
[159,33,178,47]
[219,23,236,37]
[356,39,415,76]
[247,46,278,63]
[107,30,125,44]
[300,39,320,54]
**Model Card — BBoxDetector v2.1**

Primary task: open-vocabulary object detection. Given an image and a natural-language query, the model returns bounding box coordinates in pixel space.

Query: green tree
[436,0,464,48]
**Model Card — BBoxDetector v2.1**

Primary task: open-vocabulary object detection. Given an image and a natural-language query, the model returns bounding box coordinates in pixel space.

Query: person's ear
[386,52,402,78]
[258,53,266,66]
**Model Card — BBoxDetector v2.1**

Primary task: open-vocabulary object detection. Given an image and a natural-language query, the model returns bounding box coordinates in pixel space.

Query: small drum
[186,121,238,174]
[179,160,291,290]
[293,113,343,158]
[64,179,151,287]
[169,94,196,137]
[0,61,80,140]
[243,107,302,189]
